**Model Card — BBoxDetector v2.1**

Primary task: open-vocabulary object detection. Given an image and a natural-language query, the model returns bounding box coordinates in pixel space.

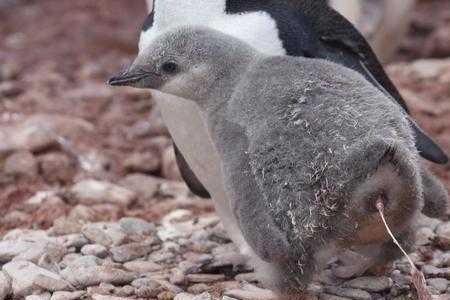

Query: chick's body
[207,55,422,293]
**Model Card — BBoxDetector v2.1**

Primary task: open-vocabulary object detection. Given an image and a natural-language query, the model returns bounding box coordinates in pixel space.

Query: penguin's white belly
[152,90,251,253]
[152,91,222,193]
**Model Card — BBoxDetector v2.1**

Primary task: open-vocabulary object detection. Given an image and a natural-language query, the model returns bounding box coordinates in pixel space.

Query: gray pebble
[323,287,371,300]
[320,295,352,300]
[179,260,202,275]
[0,240,35,263]
[81,223,127,247]
[415,227,436,246]
[50,291,86,300]
[3,261,71,297]
[186,273,226,283]
[436,222,450,250]
[119,217,156,237]
[3,150,38,178]
[80,244,108,258]
[188,283,209,294]
[60,265,135,288]
[70,180,136,207]
[422,265,450,277]
[123,260,163,273]
[0,271,11,300]
[175,293,198,300]
[427,278,449,293]
[25,293,51,300]
[110,241,153,263]
[343,276,392,292]
[55,234,89,248]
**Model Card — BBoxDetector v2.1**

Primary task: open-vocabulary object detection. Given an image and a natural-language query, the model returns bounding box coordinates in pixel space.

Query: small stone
[2,229,49,241]
[55,234,88,249]
[69,204,121,223]
[186,274,226,283]
[0,240,36,263]
[3,150,38,178]
[323,287,371,300]
[204,251,249,273]
[91,295,135,300]
[170,268,186,285]
[86,282,114,295]
[319,295,352,300]
[50,291,86,300]
[13,240,66,265]
[0,62,19,81]
[132,278,161,288]
[3,261,71,296]
[193,292,212,300]
[63,255,102,269]
[422,265,450,277]
[81,223,127,247]
[0,81,22,97]
[60,265,136,288]
[159,180,191,199]
[1,211,29,228]
[307,284,323,295]
[179,260,202,275]
[174,293,197,300]
[391,270,412,287]
[116,285,135,297]
[427,278,449,293]
[415,227,436,246]
[119,174,163,200]
[124,152,160,174]
[1,121,57,154]
[235,273,259,283]
[188,283,209,294]
[153,279,183,294]
[123,260,162,273]
[0,271,11,300]
[51,218,84,236]
[78,150,111,175]
[149,249,176,264]
[119,217,156,239]
[343,276,392,292]
[80,244,108,258]
[436,222,450,250]
[38,152,76,184]
[25,293,51,300]
[69,180,137,207]
[224,284,277,300]
[110,241,153,263]
[158,291,176,300]
[134,279,163,298]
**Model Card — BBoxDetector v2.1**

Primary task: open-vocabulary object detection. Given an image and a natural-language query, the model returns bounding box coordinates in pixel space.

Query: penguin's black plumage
[140,0,448,199]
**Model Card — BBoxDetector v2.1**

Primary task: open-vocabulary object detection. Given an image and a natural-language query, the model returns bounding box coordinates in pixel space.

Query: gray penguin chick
[109,26,426,297]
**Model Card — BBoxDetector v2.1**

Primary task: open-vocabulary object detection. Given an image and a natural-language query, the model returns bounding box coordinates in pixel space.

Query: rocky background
[0,0,450,299]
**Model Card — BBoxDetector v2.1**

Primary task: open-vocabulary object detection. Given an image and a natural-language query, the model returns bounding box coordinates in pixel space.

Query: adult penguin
[138,0,448,198]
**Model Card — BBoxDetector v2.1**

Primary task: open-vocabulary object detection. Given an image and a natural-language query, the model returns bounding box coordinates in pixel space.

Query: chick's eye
[161,62,178,74]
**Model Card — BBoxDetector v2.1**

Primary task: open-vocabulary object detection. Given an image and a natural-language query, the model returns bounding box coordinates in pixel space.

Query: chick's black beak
[107,69,149,87]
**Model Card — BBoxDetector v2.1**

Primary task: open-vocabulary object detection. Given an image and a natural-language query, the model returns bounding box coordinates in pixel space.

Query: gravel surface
[1,0,450,299]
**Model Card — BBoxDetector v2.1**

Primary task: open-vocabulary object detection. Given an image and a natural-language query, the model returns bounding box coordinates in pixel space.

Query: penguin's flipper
[173,143,211,199]
[408,118,449,165]
[319,35,448,165]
